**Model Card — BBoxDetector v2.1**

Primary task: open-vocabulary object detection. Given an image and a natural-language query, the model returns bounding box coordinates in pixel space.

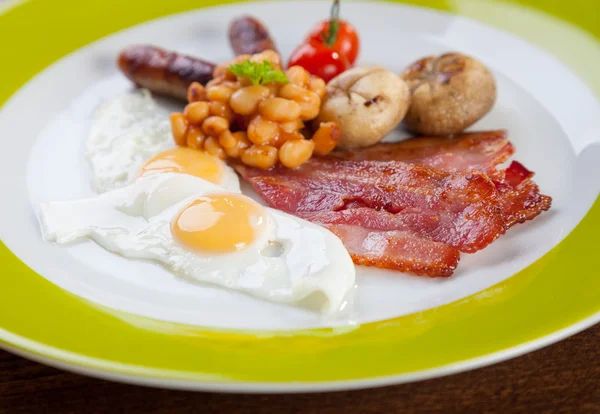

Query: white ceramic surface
[0,1,598,331]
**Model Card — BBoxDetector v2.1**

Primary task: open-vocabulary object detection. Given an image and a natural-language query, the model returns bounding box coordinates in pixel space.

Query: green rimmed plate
[0,0,599,392]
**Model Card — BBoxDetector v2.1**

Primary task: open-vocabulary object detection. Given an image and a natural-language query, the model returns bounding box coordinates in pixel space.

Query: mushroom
[401,53,496,136]
[317,66,411,149]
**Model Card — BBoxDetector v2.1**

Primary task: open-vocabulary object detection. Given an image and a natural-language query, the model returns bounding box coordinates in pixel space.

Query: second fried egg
[86,90,240,193]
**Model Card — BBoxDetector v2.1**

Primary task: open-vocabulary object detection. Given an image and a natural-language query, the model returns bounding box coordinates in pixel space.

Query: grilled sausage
[229,16,278,56]
[117,45,216,100]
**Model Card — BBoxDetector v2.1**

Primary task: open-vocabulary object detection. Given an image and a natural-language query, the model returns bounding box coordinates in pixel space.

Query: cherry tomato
[288,42,350,83]
[288,0,360,82]
[306,20,360,65]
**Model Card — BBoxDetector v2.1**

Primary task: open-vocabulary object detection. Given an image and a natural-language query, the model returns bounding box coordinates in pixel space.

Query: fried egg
[38,173,355,314]
[138,147,240,192]
[86,91,240,193]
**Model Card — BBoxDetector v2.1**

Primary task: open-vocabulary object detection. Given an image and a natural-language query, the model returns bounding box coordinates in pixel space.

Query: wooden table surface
[0,324,598,413]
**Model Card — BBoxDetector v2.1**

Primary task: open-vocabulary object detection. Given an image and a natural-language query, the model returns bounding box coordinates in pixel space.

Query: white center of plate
[1,1,599,330]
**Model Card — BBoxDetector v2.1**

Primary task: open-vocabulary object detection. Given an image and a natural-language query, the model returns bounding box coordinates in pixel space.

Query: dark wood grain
[0,324,598,414]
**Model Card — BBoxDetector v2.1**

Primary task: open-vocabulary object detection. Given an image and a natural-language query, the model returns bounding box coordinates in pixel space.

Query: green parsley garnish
[229,60,289,85]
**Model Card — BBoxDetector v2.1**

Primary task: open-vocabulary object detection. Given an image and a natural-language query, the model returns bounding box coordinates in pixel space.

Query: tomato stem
[323,0,340,47]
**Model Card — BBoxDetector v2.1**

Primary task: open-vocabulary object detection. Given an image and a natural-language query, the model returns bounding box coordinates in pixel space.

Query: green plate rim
[0,0,599,389]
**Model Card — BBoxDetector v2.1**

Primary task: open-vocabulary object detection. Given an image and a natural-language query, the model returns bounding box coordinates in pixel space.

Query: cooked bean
[170,112,188,146]
[298,92,321,120]
[280,119,304,133]
[258,97,301,122]
[209,101,235,121]
[213,65,241,81]
[279,139,315,168]
[206,85,235,102]
[278,83,305,101]
[186,126,206,149]
[204,136,227,159]
[184,101,210,125]
[202,116,230,136]
[232,131,251,153]
[218,129,237,150]
[241,145,279,170]
[273,130,304,148]
[247,115,280,145]
[221,80,240,89]
[205,77,220,89]
[238,77,254,87]
[312,121,341,155]
[265,82,281,97]
[230,85,271,115]
[219,130,250,158]
[187,82,207,103]
[308,76,326,99]
[286,66,309,86]
[279,84,320,120]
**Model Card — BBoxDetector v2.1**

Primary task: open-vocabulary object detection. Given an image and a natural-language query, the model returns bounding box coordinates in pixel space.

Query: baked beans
[184,101,210,125]
[170,113,188,147]
[279,139,315,169]
[312,122,341,156]
[242,145,278,170]
[171,51,339,169]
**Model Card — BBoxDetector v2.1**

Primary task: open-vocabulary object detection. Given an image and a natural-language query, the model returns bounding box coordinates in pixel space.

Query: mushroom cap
[402,53,496,136]
[317,66,411,149]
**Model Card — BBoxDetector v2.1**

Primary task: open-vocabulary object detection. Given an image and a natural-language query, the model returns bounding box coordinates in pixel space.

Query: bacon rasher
[239,158,506,252]
[491,161,552,227]
[235,131,550,277]
[329,130,514,174]
[329,130,551,227]
[321,224,461,277]
[237,158,506,277]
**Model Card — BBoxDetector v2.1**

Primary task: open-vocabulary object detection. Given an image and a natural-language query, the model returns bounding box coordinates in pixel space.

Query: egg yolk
[171,194,267,254]
[139,147,223,184]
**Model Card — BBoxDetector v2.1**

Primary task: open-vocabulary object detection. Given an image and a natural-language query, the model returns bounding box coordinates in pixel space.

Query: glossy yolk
[139,147,223,184]
[171,194,267,254]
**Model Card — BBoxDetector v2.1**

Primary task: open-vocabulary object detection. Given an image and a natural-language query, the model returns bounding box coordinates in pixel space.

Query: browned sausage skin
[229,16,278,56]
[117,45,216,100]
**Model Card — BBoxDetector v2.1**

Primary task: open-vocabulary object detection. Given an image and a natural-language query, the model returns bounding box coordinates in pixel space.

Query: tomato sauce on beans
[170,50,340,170]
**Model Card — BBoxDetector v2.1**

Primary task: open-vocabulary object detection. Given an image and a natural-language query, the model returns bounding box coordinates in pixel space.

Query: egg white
[86,90,240,193]
[39,173,355,315]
